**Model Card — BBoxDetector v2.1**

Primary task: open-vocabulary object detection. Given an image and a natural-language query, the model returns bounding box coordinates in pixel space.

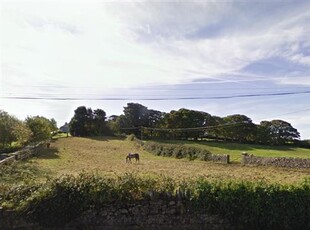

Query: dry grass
[25,136,310,185]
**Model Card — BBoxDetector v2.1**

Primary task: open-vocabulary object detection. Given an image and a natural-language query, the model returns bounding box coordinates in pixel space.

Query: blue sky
[1,0,310,139]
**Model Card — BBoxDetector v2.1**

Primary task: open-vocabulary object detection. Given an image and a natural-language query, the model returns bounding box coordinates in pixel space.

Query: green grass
[52,132,71,140]
[153,140,310,162]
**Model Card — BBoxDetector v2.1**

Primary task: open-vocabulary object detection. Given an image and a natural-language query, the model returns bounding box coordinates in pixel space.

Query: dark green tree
[204,115,225,140]
[49,118,58,134]
[162,109,211,140]
[121,103,149,136]
[93,109,107,135]
[259,120,300,145]
[69,106,109,136]
[222,114,257,142]
[69,106,89,136]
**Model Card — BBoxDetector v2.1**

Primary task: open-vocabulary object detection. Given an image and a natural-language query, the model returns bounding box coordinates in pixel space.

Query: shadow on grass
[85,136,126,142]
[34,147,60,159]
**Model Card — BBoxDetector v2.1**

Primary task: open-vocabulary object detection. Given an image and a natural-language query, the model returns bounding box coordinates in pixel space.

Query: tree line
[0,104,303,152]
[0,110,57,152]
[69,103,301,146]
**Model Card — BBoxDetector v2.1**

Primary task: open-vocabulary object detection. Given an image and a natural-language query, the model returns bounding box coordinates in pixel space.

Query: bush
[1,174,309,229]
[143,142,212,161]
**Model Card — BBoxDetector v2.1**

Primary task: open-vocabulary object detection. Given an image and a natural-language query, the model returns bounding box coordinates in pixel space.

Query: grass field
[2,136,308,185]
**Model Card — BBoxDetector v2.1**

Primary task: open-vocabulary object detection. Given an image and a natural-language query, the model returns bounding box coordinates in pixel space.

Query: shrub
[1,174,309,229]
[143,142,212,161]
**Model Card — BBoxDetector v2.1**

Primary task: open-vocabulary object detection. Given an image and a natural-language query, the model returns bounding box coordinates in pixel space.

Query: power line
[2,90,310,101]
[5,84,310,91]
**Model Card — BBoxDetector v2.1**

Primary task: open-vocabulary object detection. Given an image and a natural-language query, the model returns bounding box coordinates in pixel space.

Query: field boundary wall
[0,142,44,166]
[241,153,310,168]
[0,200,231,230]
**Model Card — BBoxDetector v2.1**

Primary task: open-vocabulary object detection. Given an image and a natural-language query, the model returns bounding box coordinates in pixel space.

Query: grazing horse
[126,153,140,163]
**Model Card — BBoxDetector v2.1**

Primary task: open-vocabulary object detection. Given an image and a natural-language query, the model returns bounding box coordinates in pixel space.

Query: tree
[69,106,89,136]
[143,109,165,139]
[0,110,14,147]
[147,109,164,128]
[204,115,225,140]
[222,114,256,142]
[11,119,32,145]
[161,109,211,140]
[49,118,58,134]
[107,115,121,135]
[0,110,32,148]
[69,106,109,136]
[258,120,300,145]
[25,116,53,143]
[121,103,149,136]
[93,109,108,135]
[222,114,257,142]
[123,103,149,127]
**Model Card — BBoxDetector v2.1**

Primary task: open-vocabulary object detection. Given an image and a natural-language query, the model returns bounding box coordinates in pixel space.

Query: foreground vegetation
[1,173,309,229]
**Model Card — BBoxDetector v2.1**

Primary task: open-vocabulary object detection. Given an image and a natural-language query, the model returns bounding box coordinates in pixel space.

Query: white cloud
[1,0,310,138]
[2,0,310,94]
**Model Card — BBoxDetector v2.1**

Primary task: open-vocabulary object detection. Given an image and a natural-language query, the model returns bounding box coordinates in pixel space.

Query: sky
[1,0,310,139]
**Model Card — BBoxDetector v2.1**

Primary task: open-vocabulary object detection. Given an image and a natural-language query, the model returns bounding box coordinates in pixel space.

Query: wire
[2,90,310,101]
[5,84,310,91]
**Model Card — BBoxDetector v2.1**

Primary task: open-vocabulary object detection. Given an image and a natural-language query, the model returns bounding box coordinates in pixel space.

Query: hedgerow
[143,141,212,160]
[0,174,309,229]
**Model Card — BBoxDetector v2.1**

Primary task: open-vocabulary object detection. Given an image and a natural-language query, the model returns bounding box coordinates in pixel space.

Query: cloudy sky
[1,0,310,139]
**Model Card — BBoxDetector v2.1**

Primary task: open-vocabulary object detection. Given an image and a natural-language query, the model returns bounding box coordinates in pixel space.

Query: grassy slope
[8,136,308,185]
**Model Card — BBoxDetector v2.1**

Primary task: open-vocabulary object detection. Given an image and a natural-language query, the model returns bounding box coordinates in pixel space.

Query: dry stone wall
[66,200,231,229]
[241,153,310,168]
[0,143,44,166]
[0,200,232,230]
[205,154,230,164]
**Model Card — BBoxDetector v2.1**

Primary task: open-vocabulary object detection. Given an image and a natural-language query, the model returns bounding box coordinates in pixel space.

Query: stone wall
[241,153,310,168]
[0,200,231,230]
[0,143,43,166]
[206,154,230,164]
[0,156,15,165]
